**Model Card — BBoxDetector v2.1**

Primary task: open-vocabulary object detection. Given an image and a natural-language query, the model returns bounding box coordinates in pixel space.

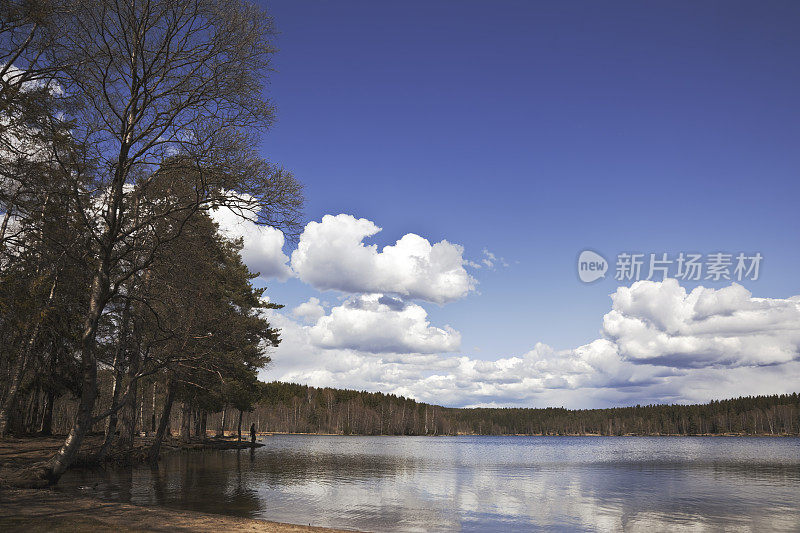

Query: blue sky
[214,1,800,407]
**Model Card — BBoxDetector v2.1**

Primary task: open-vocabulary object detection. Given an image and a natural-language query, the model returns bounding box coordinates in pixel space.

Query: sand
[0,488,358,532]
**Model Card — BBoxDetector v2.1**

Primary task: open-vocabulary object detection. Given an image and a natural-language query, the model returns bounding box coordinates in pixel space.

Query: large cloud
[261,280,800,408]
[603,279,800,368]
[211,206,292,281]
[389,340,674,407]
[262,299,675,408]
[261,310,682,409]
[308,294,461,354]
[290,214,476,304]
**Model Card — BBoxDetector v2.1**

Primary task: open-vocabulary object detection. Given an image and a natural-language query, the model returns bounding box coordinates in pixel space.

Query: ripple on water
[56,435,800,532]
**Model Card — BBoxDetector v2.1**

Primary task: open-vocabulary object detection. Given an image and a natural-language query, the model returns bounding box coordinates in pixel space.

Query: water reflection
[58,436,800,532]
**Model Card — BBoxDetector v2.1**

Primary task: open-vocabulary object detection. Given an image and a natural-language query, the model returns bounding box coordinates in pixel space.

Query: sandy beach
[0,489,356,533]
[0,436,356,532]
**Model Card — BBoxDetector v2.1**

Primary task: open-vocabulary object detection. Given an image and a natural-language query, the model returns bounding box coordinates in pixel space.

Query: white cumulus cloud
[603,279,800,368]
[262,310,681,409]
[308,294,461,354]
[211,206,292,281]
[261,280,800,408]
[290,214,476,304]
[292,297,326,323]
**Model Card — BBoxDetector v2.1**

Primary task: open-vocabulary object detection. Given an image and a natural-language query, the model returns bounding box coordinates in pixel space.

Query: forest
[16,379,800,440]
[246,383,800,437]
[1,0,302,485]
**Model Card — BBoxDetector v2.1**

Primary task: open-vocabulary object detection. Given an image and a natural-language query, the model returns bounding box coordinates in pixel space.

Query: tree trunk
[237,410,243,442]
[39,389,55,436]
[28,387,42,435]
[139,386,144,434]
[38,345,59,437]
[37,270,105,484]
[117,373,139,451]
[180,401,191,441]
[217,406,227,437]
[148,379,175,463]
[96,354,126,461]
[0,202,13,244]
[192,409,202,437]
[0,310,46,436]
[0,270,60,438]
[151,382,157,433]
[118,323,143,452]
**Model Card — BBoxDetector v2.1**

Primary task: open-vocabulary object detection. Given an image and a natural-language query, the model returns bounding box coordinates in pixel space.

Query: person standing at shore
[250,423,256,444]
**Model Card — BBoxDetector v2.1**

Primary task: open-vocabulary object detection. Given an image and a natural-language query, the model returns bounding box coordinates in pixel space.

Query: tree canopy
[1,0,302,485]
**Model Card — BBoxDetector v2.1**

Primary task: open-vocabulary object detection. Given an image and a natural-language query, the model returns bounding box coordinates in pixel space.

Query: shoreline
[1,432,794,486]
[264,431,796,437]
[2,434,796,531]
[0,435,261,488]
[0,489,357,532]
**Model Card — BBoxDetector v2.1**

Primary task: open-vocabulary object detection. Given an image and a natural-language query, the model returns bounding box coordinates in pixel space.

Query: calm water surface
[58,436,800,532]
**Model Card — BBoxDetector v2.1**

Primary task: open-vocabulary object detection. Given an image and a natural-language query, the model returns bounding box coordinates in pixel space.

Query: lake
[58,435,800,532]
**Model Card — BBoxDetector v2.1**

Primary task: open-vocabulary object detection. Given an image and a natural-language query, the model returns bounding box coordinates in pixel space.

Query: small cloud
[479,248,509,270]
[482,248,497,268]
[308,294,461,354]
[292,297,326,323]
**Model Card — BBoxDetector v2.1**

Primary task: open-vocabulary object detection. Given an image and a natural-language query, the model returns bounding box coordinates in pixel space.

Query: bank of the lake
[0,435,261,488]
[0,489,354,532]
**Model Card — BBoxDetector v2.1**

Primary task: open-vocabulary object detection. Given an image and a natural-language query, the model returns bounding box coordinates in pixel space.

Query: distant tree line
[244,383,800,437]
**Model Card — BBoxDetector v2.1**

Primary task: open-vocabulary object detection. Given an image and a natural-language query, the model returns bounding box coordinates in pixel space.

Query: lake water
[58,435,800,532]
